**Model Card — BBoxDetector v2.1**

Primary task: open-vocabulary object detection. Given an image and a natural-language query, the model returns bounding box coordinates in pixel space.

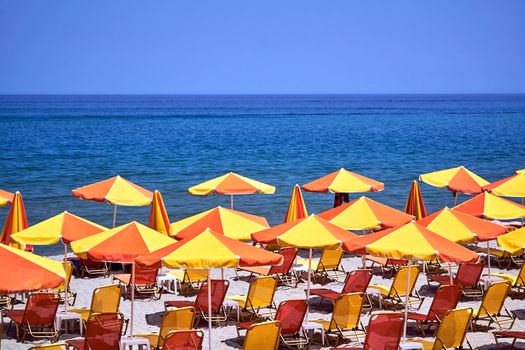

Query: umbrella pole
[63,241,68,312]
[208,268,212,350]
[113,204,117,228]
[306,248,312,322]
[403,260,411,341]
[230,195,234,210]
[130,262,135,337]
[487,241,491,277]
[448,263,453,285]
[453,192,458,207]
[522,198,524,225]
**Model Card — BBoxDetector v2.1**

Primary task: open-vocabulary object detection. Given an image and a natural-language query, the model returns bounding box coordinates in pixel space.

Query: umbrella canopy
[284,185,308,223]
[70,221,175,262]
[404,180,427,220]
[496,226,525,254]
[517,169,524,175]
[343,222,479,263]
[453,192,525,220]
[0,192,29,250]
[170,206,269,241]
[0,189,14,207]
[419,166,489,195]
[188,172,275,196]
[148,190,170,235]
[72,175,153,206]
[417,208,507,244]
[302,168,384,193]
[483,173,525,198]
[318,196,413,231]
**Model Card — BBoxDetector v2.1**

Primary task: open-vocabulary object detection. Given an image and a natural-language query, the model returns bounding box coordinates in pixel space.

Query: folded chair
[135,306,195,349]
[368,265,423,309]
[66,312,124,350]
[169,269,209,294]
[494,330,525,349]
[113,264,162,300]
[406,285,461,336]
[75,258,110,278]
[427,261,484,298]
[296,248,346,282]
[226,276,278,319]
[491,262,525,294]
[310,269,372,308]
[70,284,122,325]
[164,280,229,325]
[162,330,204,350]
[237,248,299,287]
[365,255,407,276]
[310,292,366,346]
[51,262,77,306]
[241,320,281,350]
[472,280,515,330]
[408,307,474,350]
[3,292,60,342]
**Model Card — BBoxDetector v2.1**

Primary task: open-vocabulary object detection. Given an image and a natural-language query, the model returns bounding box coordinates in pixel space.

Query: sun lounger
[241,320,281,350]
[112,264,161,300]
[365,255,407,276]
[66,312,124,350]
[237,247,299,287]
[226,276,278,319]
[69,284,122,325]
[296,248,346,282]
[162,330,204,350]
[169,268,209,294]
[427,261,484,298]
[310,269,372,308]
[494,330,525,349]
[135,307,195,348]
[368,265,423,309]
[491,262,525,294]
[472,280,515,330]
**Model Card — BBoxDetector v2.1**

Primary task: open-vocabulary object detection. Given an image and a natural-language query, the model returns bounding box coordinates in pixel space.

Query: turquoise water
[1,94,524,255]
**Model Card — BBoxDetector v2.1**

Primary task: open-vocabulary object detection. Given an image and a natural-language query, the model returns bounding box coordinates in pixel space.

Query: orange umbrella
[0,192,29,251]
[302,168,384,193]
[404,180,427,220]
[453,192,525,220]
[148,190,170,235]
[0,189,14,207]
[284,185,308,223]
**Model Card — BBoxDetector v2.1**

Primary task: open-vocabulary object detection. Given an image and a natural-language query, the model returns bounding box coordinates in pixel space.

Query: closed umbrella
[404,180,427,220]
[0,192,29,251]
[284,185,308,223]
[148,190,170,235]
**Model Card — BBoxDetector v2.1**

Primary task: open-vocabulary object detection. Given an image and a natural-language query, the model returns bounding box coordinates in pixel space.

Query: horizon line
[1,93,525,97]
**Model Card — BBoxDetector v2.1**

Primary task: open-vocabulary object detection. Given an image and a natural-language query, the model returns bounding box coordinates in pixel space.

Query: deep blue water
[1,94,524,255]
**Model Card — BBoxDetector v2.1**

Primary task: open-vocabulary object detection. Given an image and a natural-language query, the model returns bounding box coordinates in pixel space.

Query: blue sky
[1,1,524,94]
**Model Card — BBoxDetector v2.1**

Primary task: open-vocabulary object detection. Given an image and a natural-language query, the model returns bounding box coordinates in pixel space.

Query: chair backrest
[242,321,281,350]
[134,265,159,285]
[194,279,229,313]
[158,307,196,348]
[23,293,60,326]
[517,263,525,286]
[342,269,373,294]
[274,299,308,335]
[84,313,124,350]
[318,248,344,271]
[432,308,473,350]
[269,248,297,275]
[184,269,209,283]
[328,293,365,331]
[392,265,419,296]
[477,281,512,317]
[246,276,278,308]
[425,285,461,321]
[91,284,122,315]
[363,312,404,350]
[455,261,484,288]
[54,262,74,291]
[163,330,204,350]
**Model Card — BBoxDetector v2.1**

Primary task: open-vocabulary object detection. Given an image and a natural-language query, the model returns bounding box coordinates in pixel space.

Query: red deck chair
[4,292,60,342]
[162,330,204,350]
[310,269,372,307]
[113,264,161,300]
[164,280,230,324]
[494,330,525,349]
[427,261,484,297]
[66,313,124,350]
[406,285,461,335]
[237,248,299,287]
[236,299,308,348]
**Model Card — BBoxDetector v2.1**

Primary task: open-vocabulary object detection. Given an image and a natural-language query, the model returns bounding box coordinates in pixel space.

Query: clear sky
[1,1,524,94]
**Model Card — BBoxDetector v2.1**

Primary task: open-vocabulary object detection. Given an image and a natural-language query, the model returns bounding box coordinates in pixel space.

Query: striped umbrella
[404,180,427,220]
[284,184,308,223]
[303,168,384,194]
[148,190,171,235]
[454,192,525,220]
[0,192,29,251]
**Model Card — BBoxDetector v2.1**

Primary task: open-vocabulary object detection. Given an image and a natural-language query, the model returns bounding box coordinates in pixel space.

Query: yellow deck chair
[169,269,209,294]
[242,320,281,350]
[28,343,68,350]
[472,281,515,330]
[135,306,195,349]
[492,263,525,294]
[310,292,366,347]
[368,265,423,309]
[475,246,524,269]
[408,307,473,350]
[69,284,122,324]
[51,262,77,306]
[296,248,346,282]
[227,276,278,319]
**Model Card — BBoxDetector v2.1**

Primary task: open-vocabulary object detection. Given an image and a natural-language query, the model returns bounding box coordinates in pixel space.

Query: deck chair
[0,294,12,309]
[66,313,124,350]
[135,307,195,349]
[310,292,366,346]
[237,247,299,287]
[164,280,229,325]
[237,299,309,348]
[296,248,346,282]
[365,255,407,276]
[113,264,161,300]
[310,269,372,308]
[162,330,204,350]
[51,262,77,306]
[169,269,209,294]
[3,292,60,342]
[408,307,474,350]
[472,280,515,330]
[335,312,405,350]
[70,284,122,325]
[368,265,423,309]
[492,262,525,294]
[241,320,281,350]
[226,276,278,319]
[28,344,68,350]
[494,330,525,349]
[427,261,484,298]
[406,285,461,336]
[475,246,524,269]
[76,258,110,278]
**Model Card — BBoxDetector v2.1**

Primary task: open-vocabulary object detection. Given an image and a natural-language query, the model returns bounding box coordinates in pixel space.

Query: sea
[0,94,524,256]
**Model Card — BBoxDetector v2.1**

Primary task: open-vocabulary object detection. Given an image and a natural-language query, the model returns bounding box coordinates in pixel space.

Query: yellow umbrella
[453,192,525,220]
[496,226,525,254]
[148,190,170,235]
[0,192,29,250]
[284,185,308,223]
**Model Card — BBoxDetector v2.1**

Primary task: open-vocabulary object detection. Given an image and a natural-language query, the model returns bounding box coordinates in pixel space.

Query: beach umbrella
[188,172,275,209]
[284,185,308,223]
[453,192,525,220]
[70,221,175,336]
[136,228,283,350]
[251,214,358,319]
[496,226,525,254]
[318,196,413,231]
[148,190,170,235]
[419,166,489,205]
[404,180,427,220]
[483,173,525,218]
[0,189,14,207]
[72,175,153,227]
[170,206,269,241]
[0,192,29,251]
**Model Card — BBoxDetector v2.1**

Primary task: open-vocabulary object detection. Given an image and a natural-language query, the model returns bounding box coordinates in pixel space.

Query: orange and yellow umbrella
[0,192,29,250]
[148,190,170,235]
[0,189,14,207]
[404,180,427,220]
[496,226,525,254]
[170,206,269,241]
[302,168,384,194]
[453,192,525,220]
[318,196,413,231]
[483,173,525,198]
[284,185,308,223]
